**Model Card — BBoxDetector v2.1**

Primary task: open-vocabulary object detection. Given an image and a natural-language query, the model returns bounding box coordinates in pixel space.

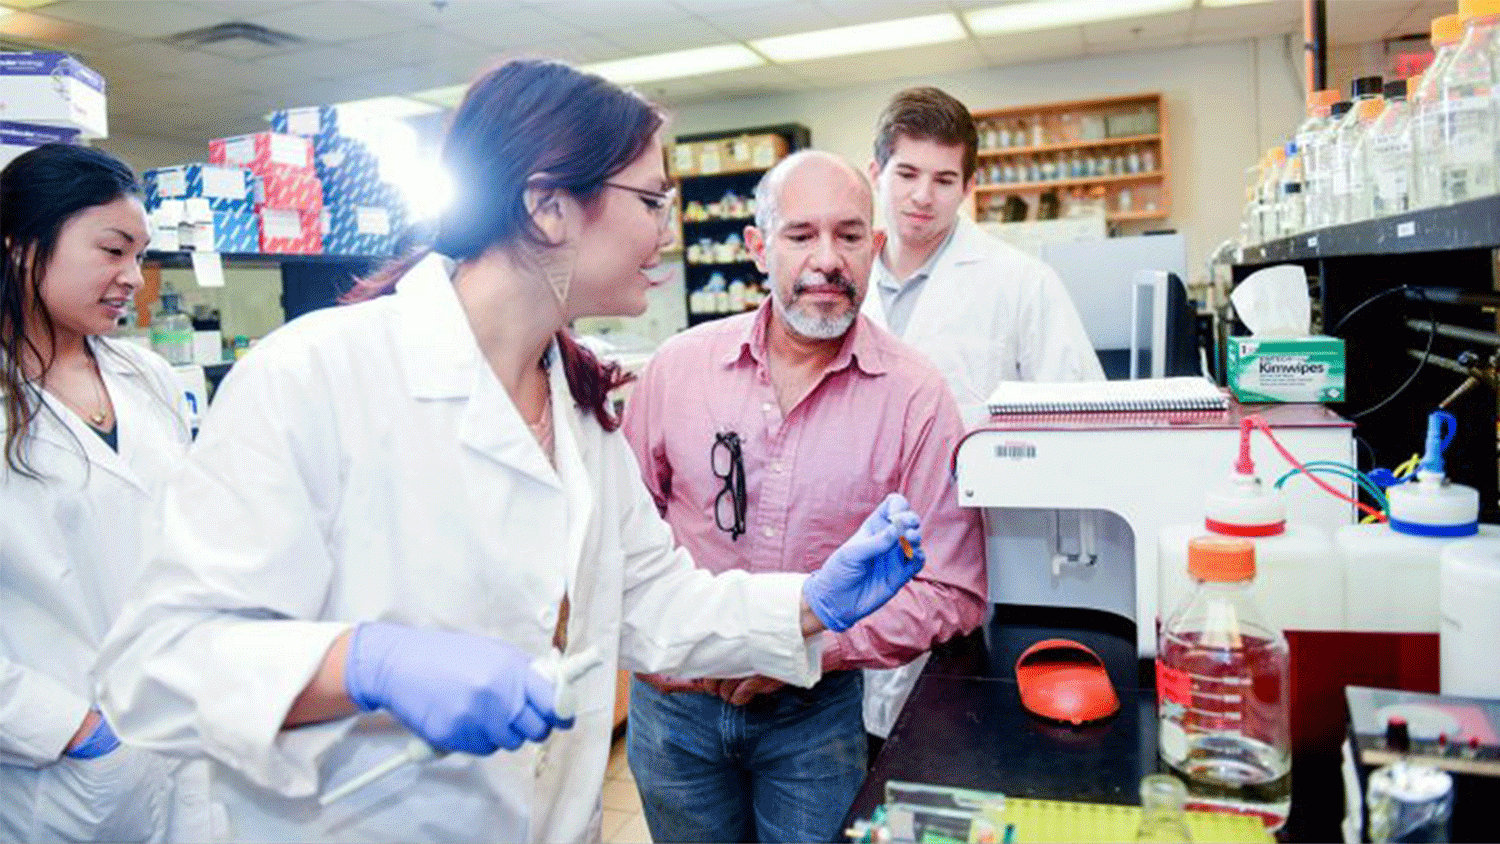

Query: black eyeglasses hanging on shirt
[711,431,747,541]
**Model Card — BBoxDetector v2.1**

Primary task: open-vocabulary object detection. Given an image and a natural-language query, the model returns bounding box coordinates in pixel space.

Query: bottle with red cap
[1159,459,1339,636]
[1158,536,1292,831]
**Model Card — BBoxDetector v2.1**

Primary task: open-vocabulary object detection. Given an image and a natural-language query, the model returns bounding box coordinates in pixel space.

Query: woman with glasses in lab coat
[98,59,925,843]
[0,144,207,842]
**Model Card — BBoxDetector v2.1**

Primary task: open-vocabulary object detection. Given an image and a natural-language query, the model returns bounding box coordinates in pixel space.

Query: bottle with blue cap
[1338,410,1500,634]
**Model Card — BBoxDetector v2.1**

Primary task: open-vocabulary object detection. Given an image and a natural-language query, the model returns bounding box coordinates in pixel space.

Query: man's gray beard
[771,286,855,340]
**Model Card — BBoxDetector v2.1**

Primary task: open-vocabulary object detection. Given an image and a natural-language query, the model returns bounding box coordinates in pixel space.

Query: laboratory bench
[841,605,1352,843]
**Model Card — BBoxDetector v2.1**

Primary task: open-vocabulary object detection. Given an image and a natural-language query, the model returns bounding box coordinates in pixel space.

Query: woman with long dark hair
[98,59,924,842]
[0,144,205,842]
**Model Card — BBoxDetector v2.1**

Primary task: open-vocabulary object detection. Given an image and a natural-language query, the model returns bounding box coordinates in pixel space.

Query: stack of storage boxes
[143,164,258,252]
[271,106,404,257]
[210,130,323,254]
[0,52,106,166]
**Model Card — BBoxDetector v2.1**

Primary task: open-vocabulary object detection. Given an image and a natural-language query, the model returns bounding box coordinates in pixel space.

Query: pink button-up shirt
[622,302,986,670]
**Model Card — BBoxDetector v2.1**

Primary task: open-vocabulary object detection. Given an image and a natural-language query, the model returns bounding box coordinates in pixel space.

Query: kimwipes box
[0,52,107,137]
[210,132,314,173]
[1227,336,1346,403]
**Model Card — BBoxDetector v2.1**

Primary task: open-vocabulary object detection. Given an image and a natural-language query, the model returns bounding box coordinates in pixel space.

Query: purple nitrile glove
[344,622,569,754]
[802,492,926,633]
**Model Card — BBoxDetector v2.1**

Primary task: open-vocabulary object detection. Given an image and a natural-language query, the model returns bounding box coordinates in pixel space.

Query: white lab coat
[97,253,823,844]
[1,338,210,843]
[859,215,1104,738]
[862,215,1105,428]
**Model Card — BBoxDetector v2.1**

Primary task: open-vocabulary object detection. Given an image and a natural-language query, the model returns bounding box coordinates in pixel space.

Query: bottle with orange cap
[1294,89,1339,230]
[1412,13,1464,208]
[1157,536,1291,832]
[1436,0,1500,204]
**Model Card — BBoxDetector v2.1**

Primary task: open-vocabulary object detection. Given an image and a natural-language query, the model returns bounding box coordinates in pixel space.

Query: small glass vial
[1135,774,1194,843]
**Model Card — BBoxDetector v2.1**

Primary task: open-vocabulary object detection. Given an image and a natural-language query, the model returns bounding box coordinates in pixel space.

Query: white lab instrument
[953,402,1354,656]
[320,646,603,806]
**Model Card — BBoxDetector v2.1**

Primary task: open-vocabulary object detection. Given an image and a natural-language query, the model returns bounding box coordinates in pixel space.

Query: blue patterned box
[314,136,390,207]
[188,211,258,253]
[269,106,340,155]
[144,164,254,214]
[321,203,395,256]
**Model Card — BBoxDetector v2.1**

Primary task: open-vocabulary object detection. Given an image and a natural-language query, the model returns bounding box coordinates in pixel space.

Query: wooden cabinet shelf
[970,93,1168,225]
[975,170,1163,193]
[978,133,1162,157]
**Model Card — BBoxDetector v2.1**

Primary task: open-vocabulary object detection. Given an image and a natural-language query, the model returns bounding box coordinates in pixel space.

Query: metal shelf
[977,133,1162,157]
[145,250,382,269]
[1234,194,1500,265]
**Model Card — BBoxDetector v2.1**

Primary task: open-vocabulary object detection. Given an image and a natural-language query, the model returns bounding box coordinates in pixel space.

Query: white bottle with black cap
[1159,431,1338,634]
[1339,411,1500,634]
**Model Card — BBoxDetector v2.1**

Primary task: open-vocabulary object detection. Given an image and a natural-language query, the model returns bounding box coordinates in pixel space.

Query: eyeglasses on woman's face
[603,181,677,231]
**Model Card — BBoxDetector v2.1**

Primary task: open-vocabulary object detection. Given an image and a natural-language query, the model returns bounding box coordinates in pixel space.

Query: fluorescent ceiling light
[966,0,1192,35]
[583,43,763,84]
[334,95,442,122]
[751,13,965,63]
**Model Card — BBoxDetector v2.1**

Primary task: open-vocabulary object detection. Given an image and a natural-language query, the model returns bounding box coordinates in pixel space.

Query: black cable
[1329,284,1412,335]
[1347,288,1435,420]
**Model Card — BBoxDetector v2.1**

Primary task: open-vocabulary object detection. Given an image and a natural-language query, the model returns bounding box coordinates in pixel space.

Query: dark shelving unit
[145,250,382,322]
[675,123,809,328]
[1230,197,1500,520]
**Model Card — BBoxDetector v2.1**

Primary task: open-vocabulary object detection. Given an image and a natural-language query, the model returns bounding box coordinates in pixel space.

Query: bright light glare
[336,111,452,221]
[966,0,1193,35]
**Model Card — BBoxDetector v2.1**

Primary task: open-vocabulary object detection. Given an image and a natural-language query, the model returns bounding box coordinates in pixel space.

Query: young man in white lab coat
[860,86,1105,748]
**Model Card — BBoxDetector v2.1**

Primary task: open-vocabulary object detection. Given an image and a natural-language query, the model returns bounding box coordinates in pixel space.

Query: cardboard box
[253,168,323,212]
[187,211,258,253]
[321,203,395,256]
[210,132,313,173]
[144,164,254,213]
[0,53,107,137]
[270,106,340,156]
[315,136,386,206]
[270,106,338,139]
[0,121,81,168]
[258,208,321,254]
[1227,336,1346,403]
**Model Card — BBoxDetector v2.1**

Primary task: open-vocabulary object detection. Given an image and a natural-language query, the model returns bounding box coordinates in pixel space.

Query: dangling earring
[533,243,577,309]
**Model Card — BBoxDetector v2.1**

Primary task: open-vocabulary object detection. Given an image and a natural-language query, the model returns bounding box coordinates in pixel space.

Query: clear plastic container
[1160,473,1341,635]
[1412,14,1464,208]
[1329,76,1385,225]
[1135,775,1194,843]
[1307,101,1351,228]
[1363,79,1414,218]
[1158,536,1291,831]
[150,286,194,365]
[1437,0,1500,204]
[1277,140,1304,237]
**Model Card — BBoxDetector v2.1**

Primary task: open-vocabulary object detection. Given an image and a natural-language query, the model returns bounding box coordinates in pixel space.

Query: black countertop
[843,606,1346,843]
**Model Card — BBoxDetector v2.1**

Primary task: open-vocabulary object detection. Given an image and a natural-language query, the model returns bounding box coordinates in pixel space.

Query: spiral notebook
[987,376,1229,415]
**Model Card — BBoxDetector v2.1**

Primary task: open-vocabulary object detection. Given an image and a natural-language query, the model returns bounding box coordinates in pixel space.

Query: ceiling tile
[524,33,627,63]
[975,26,1087,66]
[34,1,234,38]
[1085,31,1189,56]
[247,0,414,42]
[1082,10,1192,46]
[705,2,840,41]
[258,44,405,78]
[1326,1,1413,46]
[1189,1,1299,35]
[440,6,586,49]
[533,0,677,28]
[598,17,727,55]
[340,26,488,64]
[0,9,137,51]
[101,40,245,78]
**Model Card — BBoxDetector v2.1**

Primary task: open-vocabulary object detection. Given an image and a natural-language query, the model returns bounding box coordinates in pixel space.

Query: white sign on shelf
[190,250,225,288]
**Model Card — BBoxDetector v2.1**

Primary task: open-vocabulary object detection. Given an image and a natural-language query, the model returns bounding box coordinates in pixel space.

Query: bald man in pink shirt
[621,150,986,844]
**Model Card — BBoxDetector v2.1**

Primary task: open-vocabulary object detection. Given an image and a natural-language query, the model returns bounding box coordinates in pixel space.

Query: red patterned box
[254,168,323,213]
[210,132,313,173]
[258,208,322,254]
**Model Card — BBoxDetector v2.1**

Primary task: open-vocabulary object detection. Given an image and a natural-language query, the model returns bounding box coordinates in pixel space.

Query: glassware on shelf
[1412,14,1463,208]
[1436,0,1500,205]
[1362,79,1414,218]
[1328,76,1385,226]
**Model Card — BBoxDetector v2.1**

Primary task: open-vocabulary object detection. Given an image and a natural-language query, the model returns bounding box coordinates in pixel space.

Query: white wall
[667,35,1307,279]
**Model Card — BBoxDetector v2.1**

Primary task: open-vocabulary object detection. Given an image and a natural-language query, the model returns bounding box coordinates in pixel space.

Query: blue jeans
[627,671,866,843]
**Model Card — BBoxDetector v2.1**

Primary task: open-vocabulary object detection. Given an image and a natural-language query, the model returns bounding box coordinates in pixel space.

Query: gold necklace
[83,355,109,428]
